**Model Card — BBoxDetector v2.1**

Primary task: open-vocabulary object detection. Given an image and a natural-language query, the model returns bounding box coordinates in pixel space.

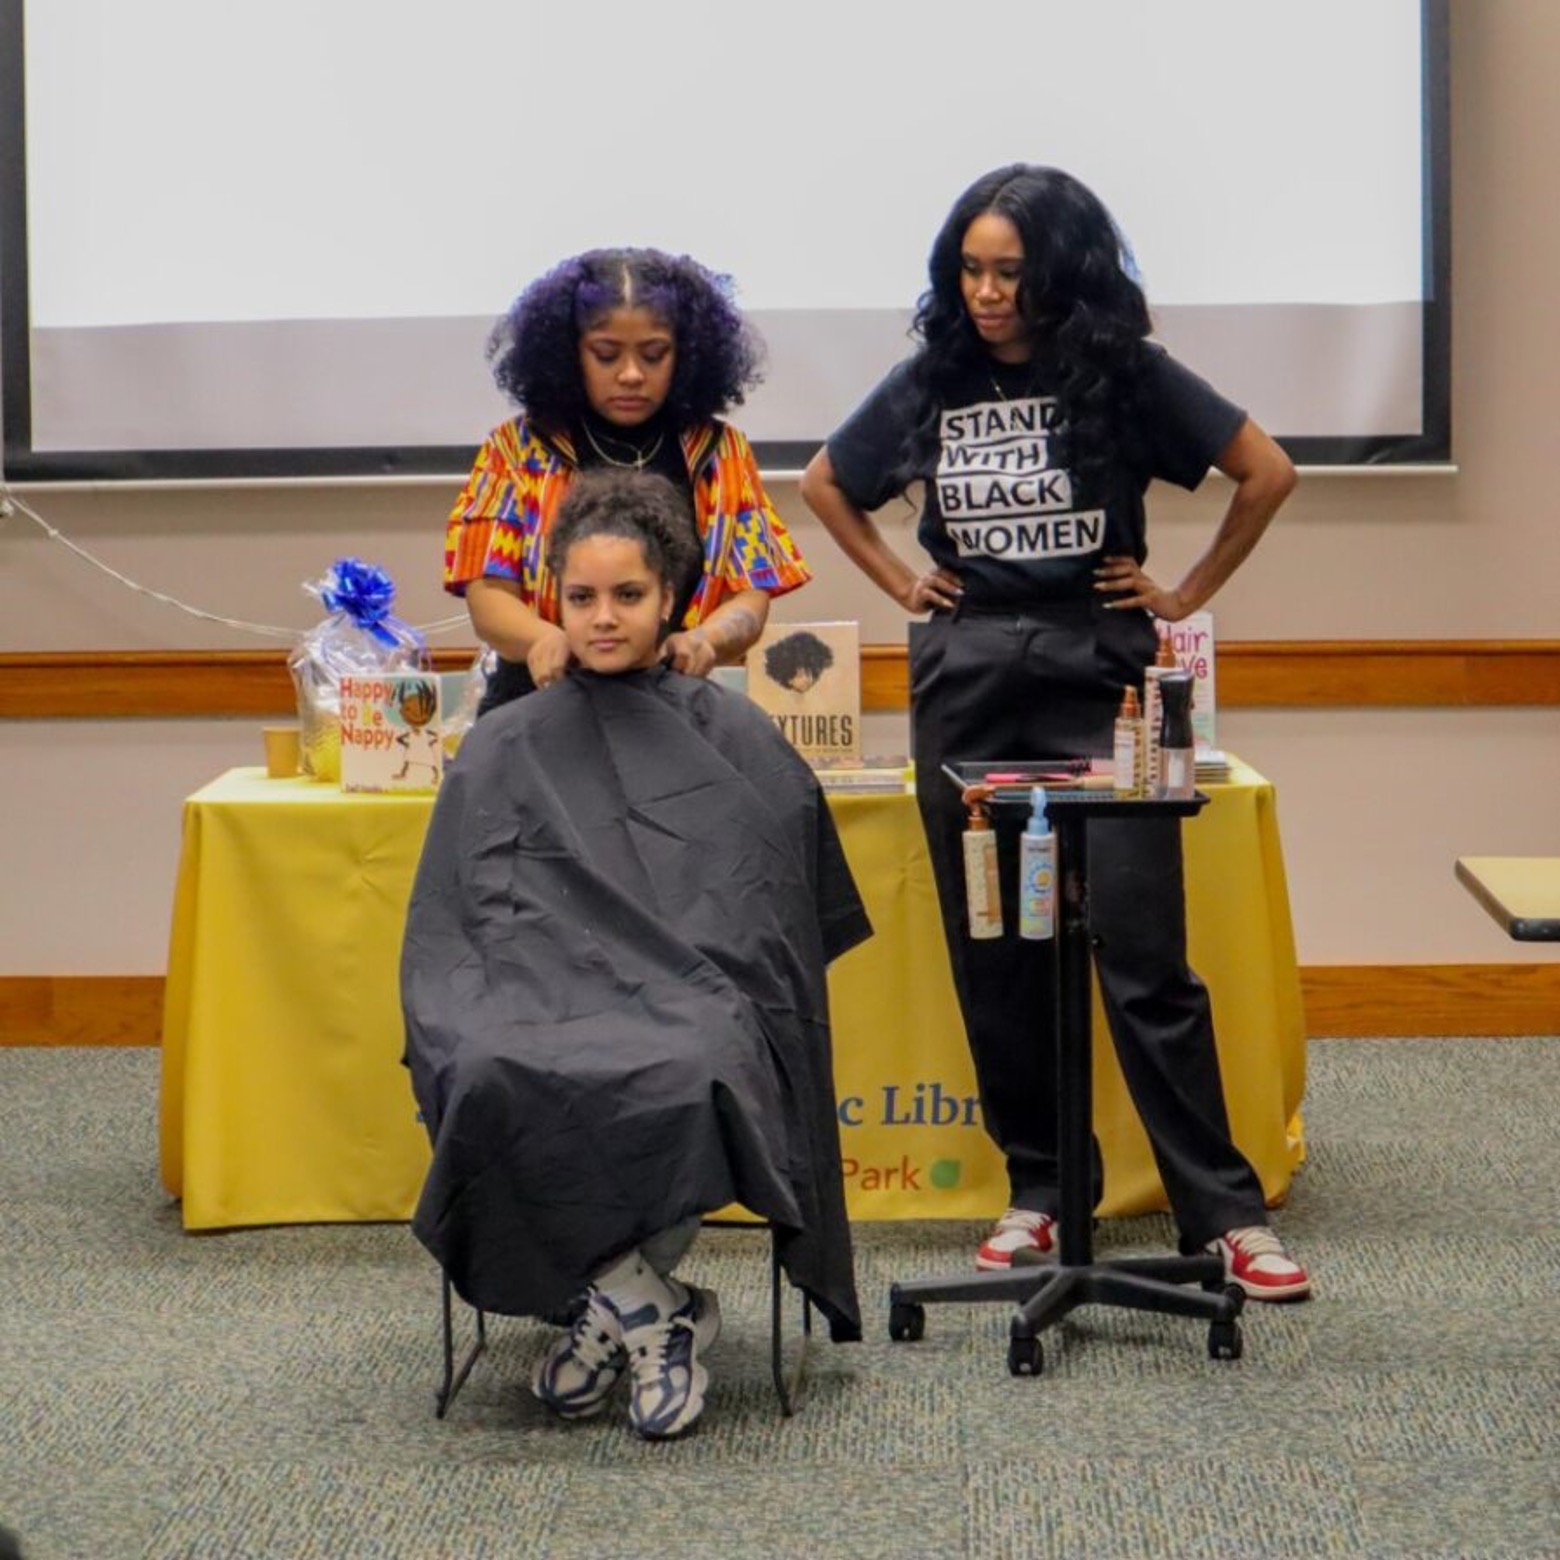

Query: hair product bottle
[1143,633,1179,795]
[1018,786,1055,940]
[1157,671,1197,799]
[962,794,1003,939]
[1113,687,1146,798]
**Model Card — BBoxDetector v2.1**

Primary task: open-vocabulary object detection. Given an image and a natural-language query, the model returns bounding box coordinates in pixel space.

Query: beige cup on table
[262,725,302,779]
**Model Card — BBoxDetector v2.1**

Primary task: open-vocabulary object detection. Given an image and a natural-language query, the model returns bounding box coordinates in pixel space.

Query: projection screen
[0,0,1449,482]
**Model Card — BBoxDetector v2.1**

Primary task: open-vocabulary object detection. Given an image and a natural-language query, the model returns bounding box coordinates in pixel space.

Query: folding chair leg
[436,1272,487,1419]
[768,1228,811,1417]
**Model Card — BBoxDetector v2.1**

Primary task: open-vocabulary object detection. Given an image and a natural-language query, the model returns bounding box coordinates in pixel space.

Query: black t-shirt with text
[825,347,1245,607]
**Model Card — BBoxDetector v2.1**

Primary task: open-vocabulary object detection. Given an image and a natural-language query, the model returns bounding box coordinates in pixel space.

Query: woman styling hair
[445,247,810,711]
[800,164,1309,1301]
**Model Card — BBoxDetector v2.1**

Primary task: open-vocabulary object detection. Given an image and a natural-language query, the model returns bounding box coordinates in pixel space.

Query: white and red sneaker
[1206,1226,1311,1301]
[976,1208,1058,1271]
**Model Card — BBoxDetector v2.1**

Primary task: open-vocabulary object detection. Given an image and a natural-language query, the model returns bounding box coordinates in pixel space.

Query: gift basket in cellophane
[286,558,430,781]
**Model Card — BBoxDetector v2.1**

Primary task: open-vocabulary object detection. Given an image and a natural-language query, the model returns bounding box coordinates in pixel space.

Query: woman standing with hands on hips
[445,248,810,711]
[800,165,1309,1300]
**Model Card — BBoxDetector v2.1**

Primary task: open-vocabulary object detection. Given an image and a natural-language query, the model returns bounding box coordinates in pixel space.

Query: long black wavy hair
[488,248,765,430]
[895,165,1154,491]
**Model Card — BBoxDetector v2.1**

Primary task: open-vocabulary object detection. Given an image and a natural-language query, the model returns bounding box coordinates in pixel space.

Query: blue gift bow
[318,557,403,649]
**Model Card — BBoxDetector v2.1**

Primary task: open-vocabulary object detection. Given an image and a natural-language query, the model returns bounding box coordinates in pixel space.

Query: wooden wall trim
[3,968,1556,1046]
[1300,964,1560,1038]
[4,641,1560,720]
[0,648,480,719]
[0,976,166,1046]
[1218,641,1560,708]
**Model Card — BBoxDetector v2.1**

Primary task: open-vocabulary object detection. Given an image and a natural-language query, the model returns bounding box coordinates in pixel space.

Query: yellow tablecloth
[160,761,1305,1230]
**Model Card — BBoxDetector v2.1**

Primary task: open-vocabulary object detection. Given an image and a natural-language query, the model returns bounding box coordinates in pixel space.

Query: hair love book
[1154,610,1217,752]
[339,672,444,793]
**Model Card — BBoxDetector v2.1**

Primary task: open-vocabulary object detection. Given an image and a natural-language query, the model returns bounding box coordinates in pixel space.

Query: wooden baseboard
[3,968,1556,1047]
[0,976,166,1046]
[1299,964,1560,1037]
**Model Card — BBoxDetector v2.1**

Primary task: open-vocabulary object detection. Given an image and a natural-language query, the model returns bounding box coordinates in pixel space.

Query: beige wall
[2,0,1557,976]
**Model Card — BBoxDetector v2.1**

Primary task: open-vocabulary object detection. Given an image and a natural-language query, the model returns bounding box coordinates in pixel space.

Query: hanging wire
[0,487,470,639]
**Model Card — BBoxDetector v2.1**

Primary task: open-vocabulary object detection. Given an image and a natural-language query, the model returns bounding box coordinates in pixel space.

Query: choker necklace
[582,418,665,470]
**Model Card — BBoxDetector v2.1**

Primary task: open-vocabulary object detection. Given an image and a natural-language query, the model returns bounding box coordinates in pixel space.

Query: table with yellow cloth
[160,759,1305,1231]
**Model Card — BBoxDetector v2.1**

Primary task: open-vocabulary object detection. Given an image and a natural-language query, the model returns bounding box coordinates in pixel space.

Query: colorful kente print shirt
[443,419,809,627]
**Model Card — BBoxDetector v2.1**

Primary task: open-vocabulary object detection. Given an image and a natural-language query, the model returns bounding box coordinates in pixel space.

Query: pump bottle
[1018,787,1055,940]
[962,795,1003,938]
[1113,687,1146,798]
[1157,671,1197,799]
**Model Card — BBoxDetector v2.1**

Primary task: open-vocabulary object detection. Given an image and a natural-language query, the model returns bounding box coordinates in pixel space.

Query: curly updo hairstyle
[488,248,765,429]
[896,164,1154,490]
[546,468,701,601]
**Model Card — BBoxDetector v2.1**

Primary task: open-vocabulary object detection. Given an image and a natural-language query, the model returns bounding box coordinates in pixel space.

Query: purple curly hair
[487,248,765,428]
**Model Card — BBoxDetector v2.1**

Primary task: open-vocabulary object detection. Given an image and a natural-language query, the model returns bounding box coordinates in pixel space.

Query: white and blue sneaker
[613,1280,722,1441]
[530,1287,628,1419]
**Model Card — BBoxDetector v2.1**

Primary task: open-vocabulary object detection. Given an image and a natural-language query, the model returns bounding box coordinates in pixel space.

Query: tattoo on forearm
[707,606,761,653]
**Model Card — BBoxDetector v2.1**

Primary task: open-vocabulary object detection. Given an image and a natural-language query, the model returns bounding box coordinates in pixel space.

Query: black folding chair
[435,1219,811,1419]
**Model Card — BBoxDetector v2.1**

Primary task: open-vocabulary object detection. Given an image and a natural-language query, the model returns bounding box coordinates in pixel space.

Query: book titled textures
[338,672,444,793]
[745,621,862,768]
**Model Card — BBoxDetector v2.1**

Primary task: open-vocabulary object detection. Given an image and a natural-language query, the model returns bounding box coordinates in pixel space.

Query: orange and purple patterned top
[443,418,809,627]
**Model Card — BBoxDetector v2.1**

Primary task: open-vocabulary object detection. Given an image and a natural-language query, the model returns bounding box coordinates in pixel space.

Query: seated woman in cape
[402,468,870,1441]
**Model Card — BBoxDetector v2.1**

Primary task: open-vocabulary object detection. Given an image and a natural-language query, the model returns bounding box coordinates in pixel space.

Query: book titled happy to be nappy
[338,672,444,793]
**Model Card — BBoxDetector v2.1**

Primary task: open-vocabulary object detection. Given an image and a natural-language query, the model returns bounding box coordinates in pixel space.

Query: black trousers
[909,601,1267,1248]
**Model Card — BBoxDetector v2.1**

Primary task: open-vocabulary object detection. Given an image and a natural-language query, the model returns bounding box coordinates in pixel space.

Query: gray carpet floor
[2,1039,1558,1560]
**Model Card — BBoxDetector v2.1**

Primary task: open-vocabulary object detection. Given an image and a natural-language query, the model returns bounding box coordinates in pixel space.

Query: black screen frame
[0,0,1452,484]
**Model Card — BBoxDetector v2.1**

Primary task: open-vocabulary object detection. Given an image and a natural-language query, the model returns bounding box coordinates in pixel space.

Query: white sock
[593,1249,679,1315]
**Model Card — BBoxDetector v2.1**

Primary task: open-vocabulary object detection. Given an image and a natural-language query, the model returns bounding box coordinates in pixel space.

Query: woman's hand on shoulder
[525,623,573,688]
[662,627,718,678]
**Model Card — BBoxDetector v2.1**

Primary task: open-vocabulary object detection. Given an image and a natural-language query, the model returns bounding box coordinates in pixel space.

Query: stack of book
[1194,749,1232,783]
[815,761,910,795]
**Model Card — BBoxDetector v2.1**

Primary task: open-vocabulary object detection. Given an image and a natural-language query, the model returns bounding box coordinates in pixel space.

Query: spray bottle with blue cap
[1018,786,1056,941]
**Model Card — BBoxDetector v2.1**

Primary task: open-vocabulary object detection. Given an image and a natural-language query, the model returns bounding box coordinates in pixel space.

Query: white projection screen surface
[1,0,1449,482]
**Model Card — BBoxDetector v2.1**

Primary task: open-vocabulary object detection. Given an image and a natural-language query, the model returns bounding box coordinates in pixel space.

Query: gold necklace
[582,419,665,470]
[990,370,1034,403]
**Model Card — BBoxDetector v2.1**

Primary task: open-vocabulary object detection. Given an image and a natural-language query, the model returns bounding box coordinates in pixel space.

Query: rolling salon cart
[887,764,1245,1375]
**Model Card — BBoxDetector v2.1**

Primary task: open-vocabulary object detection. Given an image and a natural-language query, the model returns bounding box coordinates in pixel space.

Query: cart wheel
[888,1302,925,1343]
[1208,1319,1243,1361]
[1008,1334,1044,1377]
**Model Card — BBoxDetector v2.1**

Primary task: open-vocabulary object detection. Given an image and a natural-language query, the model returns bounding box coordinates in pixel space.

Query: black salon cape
[401,666,870,1342]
